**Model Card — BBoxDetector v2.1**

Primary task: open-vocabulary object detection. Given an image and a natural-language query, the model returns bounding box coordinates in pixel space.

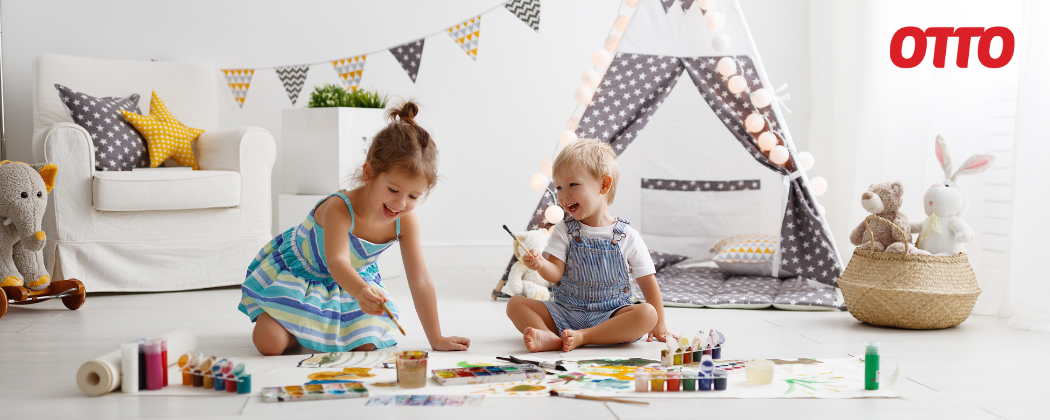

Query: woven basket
[838,215,981,329]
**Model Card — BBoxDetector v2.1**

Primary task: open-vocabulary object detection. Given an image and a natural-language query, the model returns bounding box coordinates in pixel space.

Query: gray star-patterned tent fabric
[780,179,841,283]
[774,278,845,310]
[54,84,148,171]
[681,0,696,12]
[275,65,309,106]
[390,39,425,83]
[642,178,760,192]
[505,0,540,32]
[661,0,677,13]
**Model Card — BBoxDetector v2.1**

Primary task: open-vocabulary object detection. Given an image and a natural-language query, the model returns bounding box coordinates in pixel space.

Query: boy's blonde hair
[552,138,620,205]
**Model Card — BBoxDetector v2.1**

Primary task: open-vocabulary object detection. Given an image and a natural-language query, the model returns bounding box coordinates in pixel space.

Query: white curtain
[808,0,1048,331]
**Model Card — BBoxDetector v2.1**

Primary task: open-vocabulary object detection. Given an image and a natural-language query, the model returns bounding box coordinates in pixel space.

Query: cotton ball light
[798,151,815,171]
[544,205,565,224]
[582,70,602,89]
[605,34,621,52]
[751,88,772,108]
[614,15,631,32]
[744,113,765,132]
[757,131,778,151]
[591,49,613,67]
[540,157,553,176]
[705,12,725,31]
[573,86,594,104]
[712,34,731,52]
[558,130,578,147]
[530,173,549,192]
[625,0,639,8]
[716,57,737,77]
[769,145,790,165]
[696,0,716,10]
[565,117,580,131]
[727,76,748,94]
[809,177,828,196]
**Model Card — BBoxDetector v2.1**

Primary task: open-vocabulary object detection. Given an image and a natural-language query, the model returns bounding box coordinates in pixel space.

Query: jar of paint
[673,351,683,366]
[395,351,429,389]
[666,371,682,392]
[745,359,774,384]
[682,371,697,391]
[712,346,722,360]
[650,370,665,392]
[177,352,197,387]
[634,370,649,392]
[683,351,692,364]
[713,369,728,390]
[144,339,163,390]
[699,354,714,391]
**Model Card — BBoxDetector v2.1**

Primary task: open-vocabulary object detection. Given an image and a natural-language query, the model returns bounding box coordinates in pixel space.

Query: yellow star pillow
[120,92,205,169]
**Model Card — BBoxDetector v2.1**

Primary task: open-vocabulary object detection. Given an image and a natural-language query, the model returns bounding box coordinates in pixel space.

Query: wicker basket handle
[863,214,910,255]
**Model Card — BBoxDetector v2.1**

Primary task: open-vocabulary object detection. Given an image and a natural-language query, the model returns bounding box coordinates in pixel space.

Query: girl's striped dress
[238,192,401,352]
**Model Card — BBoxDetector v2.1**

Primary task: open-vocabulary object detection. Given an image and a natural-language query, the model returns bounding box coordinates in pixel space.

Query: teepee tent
[496,0,843,296]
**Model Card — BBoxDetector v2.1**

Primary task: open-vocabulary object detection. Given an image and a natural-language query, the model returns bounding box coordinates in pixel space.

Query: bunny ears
[935,135,996,181]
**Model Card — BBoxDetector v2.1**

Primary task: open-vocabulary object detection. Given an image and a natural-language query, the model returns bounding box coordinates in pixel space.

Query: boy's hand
[357,286,388,316]
[432,336,471,351]
[647,322,673,342]
[521,249,546,271]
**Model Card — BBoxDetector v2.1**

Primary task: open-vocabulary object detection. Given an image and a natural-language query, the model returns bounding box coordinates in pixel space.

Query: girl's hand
[521,249,546,271]
[432,336,471,351]
[357,286,388,316]
[648,322,673,342]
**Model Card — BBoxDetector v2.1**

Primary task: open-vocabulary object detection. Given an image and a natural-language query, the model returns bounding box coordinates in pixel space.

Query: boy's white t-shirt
[544,220,657,279]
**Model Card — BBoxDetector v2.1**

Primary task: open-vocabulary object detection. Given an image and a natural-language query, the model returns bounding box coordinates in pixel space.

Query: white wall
[1,0,811,251]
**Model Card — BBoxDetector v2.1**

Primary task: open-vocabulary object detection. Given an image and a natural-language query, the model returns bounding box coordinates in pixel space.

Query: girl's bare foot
[523,327,562,352]
[562,329,585,352]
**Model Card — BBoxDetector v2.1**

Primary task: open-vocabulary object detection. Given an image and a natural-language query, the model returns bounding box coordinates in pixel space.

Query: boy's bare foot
[523,327,562,352]
[562,329,585,352]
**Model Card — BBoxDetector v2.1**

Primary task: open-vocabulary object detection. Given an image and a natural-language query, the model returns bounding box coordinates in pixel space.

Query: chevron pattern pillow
[710,235,786,277]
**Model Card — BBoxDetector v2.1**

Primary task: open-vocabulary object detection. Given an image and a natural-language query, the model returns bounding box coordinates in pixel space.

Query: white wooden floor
[2,268,1047,420]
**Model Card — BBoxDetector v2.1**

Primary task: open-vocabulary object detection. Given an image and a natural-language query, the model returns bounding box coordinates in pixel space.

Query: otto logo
[890,27,1014,68]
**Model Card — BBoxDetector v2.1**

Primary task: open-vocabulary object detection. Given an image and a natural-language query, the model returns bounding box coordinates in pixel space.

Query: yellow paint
[504,385,545,392]
[307,367,375,380]
[579,365,657,381]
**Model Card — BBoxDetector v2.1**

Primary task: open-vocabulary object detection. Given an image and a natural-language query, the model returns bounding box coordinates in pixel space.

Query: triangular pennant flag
[221,69,254,108]
[447,16,482,60]
[661,0,676,13]
[389,39,425,83]
[681,0,695,11]
[275,65,309,106]
[505,0,540,32]
[332,55,367,91]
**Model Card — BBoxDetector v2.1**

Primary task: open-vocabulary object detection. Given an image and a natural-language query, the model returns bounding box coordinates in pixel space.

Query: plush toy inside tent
[495,0,845,311]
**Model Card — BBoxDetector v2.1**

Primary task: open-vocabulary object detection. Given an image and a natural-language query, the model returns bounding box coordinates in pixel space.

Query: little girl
[506,139,672,352]
[239,100,469,355]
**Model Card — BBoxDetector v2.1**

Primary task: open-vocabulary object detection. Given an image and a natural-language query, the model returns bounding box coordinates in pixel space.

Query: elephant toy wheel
[62,289,86,311]
[0,288,8,319]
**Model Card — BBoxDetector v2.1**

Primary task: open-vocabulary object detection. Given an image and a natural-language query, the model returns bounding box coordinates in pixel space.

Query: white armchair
[31,54,276,292]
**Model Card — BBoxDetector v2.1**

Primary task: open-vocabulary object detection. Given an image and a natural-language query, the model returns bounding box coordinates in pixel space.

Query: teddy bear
[0,161,57,290]
[505,228,552,301]
[849,181,912,254]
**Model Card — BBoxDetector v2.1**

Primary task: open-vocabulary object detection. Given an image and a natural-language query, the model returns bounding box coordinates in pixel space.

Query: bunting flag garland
[332,55,367,91]
[661,0,676,13]
[505,0,540,32]
[681,0,695,11]
[222,69,254,108]
[447,16,482,60]
[275,65,310,105]
[389,39,425,83]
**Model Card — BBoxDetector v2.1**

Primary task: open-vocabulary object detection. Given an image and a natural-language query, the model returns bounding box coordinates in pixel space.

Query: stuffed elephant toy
[0,161,57,290]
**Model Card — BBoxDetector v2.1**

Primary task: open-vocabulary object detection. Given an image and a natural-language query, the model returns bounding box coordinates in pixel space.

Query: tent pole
[0,4,6,161]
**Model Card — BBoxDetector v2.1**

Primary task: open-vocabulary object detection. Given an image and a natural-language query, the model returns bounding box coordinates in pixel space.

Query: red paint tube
[159,337,168,387]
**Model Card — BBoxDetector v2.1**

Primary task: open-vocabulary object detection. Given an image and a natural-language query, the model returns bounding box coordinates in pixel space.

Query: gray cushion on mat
[707,276,783,309]
[772,278,845,311]
[630,266,728,307]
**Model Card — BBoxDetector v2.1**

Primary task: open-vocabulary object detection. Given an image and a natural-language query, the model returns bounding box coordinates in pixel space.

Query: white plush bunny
[910,135,996,255]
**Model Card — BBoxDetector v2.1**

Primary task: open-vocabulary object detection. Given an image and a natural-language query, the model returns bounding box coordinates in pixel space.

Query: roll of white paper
[76,328,197,396]
[121,342,139,394]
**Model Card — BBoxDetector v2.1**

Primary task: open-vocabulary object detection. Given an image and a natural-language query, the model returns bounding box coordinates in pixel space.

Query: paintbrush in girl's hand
[502,225,535,258]
[549,390,649,405]
[380,302,406,336]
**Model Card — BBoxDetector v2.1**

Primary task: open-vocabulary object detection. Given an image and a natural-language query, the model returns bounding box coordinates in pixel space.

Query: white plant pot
[281,107,387,195]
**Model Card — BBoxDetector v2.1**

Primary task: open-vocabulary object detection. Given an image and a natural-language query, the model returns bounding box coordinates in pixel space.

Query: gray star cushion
[649,250,689,272]
[631,266,728,307]
[773,278,845,311]
[54,84,149,171]
[707,276,783,309]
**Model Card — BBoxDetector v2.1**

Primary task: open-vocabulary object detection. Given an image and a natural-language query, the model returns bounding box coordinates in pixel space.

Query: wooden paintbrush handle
[574,395,648,405]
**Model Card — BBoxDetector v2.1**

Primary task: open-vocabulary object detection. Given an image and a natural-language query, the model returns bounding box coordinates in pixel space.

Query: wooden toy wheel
[0,287,8,319]
[62,287,86,310]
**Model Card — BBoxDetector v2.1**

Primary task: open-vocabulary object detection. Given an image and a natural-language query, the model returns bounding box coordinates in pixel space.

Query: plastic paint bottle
[667,371,681,392]
[633,369,649,392]
[212,359,226,391]
[713,369,728,390]
[865,342,880,390]
[159,337,168,387]
[137,338,148,390]
[699,354,715,391]
[145,339,163,390]
[120,342,139,394]
[650,370,665,392]
[682,371,697,391]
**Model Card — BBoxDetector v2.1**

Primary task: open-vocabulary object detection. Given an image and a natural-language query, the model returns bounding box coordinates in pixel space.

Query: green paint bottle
[865,342,880,390]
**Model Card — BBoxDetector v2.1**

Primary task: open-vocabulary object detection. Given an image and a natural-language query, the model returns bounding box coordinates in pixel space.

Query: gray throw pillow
[54,84,150,171]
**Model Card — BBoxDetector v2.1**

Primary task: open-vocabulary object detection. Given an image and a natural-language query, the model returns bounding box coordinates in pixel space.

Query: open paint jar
[745,359,774,384]
[395,351,429,389]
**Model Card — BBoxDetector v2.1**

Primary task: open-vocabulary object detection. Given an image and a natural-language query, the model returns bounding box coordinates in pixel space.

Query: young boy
[506,139,671,352]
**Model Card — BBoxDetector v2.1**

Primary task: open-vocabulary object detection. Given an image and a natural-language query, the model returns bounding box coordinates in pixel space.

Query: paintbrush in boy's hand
[502,225,535,258]
[549,390,649,405]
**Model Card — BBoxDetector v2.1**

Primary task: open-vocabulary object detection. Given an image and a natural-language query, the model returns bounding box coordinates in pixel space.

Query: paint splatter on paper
[298,351,394,368]
[306,367,375,380]
[576,358,659,367]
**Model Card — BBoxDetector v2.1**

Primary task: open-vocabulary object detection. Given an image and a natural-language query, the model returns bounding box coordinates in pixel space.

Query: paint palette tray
[261,382,368,402]
[431,364,545,386]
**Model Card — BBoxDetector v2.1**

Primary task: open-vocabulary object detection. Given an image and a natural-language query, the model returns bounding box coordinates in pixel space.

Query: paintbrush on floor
[549,390,648,405]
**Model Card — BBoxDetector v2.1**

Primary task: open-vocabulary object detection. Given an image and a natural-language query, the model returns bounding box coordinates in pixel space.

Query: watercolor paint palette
[261,382,368,402]
[431,364,545,386]
[365,395,485,407]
